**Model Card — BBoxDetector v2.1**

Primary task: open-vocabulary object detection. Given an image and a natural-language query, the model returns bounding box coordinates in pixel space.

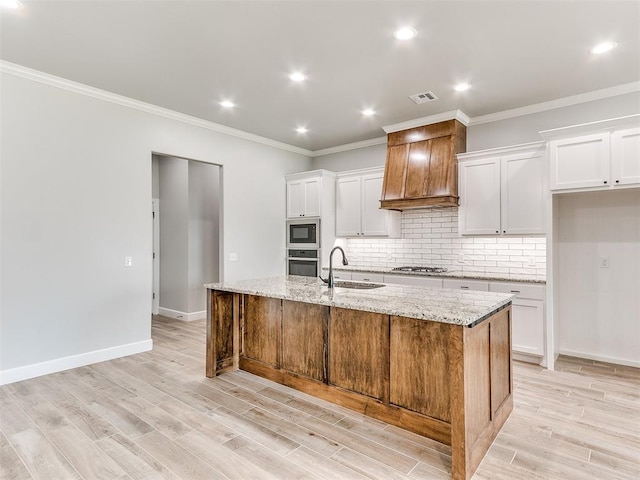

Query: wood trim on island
[206,290,513,480]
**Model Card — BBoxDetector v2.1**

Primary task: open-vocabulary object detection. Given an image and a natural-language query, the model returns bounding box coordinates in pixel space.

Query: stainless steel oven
[287,218,320,249]
[287,248,319,277]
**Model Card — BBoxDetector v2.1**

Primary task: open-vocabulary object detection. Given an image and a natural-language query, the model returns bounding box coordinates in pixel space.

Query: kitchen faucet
[322,246,349,288]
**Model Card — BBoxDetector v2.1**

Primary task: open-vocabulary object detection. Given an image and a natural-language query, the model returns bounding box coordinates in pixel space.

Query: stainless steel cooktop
[391,266,448,274]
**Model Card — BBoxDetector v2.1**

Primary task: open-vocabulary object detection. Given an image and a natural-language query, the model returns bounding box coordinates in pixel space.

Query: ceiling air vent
[409,91,439,104]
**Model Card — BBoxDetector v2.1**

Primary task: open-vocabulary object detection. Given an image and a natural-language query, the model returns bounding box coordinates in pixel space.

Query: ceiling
[1,1,639,152]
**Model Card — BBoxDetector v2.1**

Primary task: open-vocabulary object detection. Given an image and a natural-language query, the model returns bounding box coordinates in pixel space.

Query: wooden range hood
[380,111,468,210]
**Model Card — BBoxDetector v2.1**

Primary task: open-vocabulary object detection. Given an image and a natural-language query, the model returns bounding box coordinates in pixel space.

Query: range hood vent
[409,91,439,104]
[380,118,467,210]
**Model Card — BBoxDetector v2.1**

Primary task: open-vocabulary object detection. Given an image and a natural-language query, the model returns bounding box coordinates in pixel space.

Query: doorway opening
[151,153,222,321]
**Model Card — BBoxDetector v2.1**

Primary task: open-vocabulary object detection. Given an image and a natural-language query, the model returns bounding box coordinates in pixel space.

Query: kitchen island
[205,276,514,480]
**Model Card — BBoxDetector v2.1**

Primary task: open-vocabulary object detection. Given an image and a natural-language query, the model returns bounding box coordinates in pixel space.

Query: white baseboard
[0,339,153,386]
[559,349,640,368]
[158,307,205,322]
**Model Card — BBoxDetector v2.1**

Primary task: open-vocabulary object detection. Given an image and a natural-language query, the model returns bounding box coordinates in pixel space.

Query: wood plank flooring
[1,316,638,479]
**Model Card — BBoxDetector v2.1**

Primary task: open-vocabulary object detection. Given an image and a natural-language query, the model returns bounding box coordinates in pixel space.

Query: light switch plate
[600,257,609,268]
[229,253,238,262]
[124,256,133,267]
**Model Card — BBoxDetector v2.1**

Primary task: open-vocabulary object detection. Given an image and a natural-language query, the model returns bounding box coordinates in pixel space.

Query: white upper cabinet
[549,133,610,190]
[544,116,640,192]
[458,143,545,236]
[286,176,321,218]
[611,127,640,186]
[336,168,400,237]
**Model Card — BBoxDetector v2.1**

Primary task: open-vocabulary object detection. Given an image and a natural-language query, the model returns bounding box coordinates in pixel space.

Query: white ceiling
[1,0,639,151]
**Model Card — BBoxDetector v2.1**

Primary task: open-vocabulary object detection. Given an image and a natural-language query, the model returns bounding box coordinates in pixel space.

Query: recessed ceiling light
[591,41,617,54]
[289,72,307,82]
[296,127,308,134]
[219,100,235,108]
[362,109,376,116]
[394,27,417,41]
[0,0,22,8]
[454,83,471,92]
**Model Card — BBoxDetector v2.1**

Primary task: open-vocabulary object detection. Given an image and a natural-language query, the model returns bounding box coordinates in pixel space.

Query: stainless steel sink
[333,281,385,289]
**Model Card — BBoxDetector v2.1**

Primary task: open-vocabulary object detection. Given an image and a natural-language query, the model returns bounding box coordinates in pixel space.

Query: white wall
[0,70,311,381]
[310,92,640,171]
[556,189,640,367]
[188,161,219,312]
[158,156,189,313]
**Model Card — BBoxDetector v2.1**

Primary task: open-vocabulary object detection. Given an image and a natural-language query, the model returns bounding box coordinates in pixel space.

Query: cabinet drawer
[442,279,489,291]
[383,274,443,288]
[333,272,352,281]
[489,281,545,300]
[351,272,384,283]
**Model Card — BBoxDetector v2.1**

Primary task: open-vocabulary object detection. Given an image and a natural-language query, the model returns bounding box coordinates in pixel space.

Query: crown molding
[382,109,471,133]
[539,113,640,139]
[456,141,545,160]
[0,61,312,157]
[470,82,640,126]
[310,136,387,157]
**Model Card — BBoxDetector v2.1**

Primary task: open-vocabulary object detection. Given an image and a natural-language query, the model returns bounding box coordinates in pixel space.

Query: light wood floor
[1,316,639,480]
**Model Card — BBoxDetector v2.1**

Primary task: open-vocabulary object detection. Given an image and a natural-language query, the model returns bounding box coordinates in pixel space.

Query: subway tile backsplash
[344,207,546,280]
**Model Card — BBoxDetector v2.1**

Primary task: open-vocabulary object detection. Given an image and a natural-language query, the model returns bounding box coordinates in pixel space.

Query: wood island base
[206,290,513,480]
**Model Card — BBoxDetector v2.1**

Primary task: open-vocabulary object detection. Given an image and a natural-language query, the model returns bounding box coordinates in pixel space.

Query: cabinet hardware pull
[460,286,469,289]
[616,180,620,183]
[496,230,499,234]
[510,290,520,293]
[604,181,608,184]
[503,230,506,233]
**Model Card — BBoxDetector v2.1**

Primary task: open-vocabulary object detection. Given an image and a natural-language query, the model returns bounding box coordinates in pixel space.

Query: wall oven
[287,218,320,249]
[287,248,319,277]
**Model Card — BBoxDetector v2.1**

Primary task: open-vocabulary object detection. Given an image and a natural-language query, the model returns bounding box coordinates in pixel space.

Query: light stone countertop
[323,266,546,284]
[205,275,514,327]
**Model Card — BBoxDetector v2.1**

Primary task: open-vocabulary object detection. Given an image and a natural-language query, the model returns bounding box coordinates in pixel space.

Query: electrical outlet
[229,253,238,262]
[600,257,609,268]
[458,254,465,264]
[528,257,536,267]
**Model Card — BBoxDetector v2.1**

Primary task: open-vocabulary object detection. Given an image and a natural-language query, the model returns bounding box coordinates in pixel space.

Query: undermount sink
[333,281,385,289]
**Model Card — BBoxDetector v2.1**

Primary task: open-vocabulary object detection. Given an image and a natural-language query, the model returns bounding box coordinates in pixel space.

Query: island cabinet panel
[328,307,390,402]
[281,301,328,382]
[207,290,239,376]
[242,295,281,368]
[389,317,452,422]
[490,308,512,414]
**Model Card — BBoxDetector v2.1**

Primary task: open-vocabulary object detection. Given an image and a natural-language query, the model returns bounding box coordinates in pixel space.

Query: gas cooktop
[391,266,448,274]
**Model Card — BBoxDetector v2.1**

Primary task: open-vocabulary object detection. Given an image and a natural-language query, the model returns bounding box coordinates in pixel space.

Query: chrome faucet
[322,246,349,288]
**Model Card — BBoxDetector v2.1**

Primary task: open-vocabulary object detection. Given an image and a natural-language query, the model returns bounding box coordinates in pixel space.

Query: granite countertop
[323,266,546,284]
[205,275,514,327]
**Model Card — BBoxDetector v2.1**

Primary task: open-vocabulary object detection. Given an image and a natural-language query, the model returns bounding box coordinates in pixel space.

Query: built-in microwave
[286,218,320,249]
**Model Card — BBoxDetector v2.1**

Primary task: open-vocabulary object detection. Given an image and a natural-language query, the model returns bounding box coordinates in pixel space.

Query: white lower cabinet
[489,282,545,358]
[382,274,443,288]
[442,279,489,291]
[351,272,384,283]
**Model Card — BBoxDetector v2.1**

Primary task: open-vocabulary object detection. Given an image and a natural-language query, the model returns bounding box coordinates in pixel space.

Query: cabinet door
[611,127,640,186]
[390,316,451,422]
[329,307,389,401]
[336,176,362,236]
[458,157,501,235]
[242,295,281,367]
[361,173,388,236]
[501,152,545,234]
[511,299,544,356]
[281,301,328,382]
[549,133,610,190]
[287,180,305,218]
[303,178,321,217]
